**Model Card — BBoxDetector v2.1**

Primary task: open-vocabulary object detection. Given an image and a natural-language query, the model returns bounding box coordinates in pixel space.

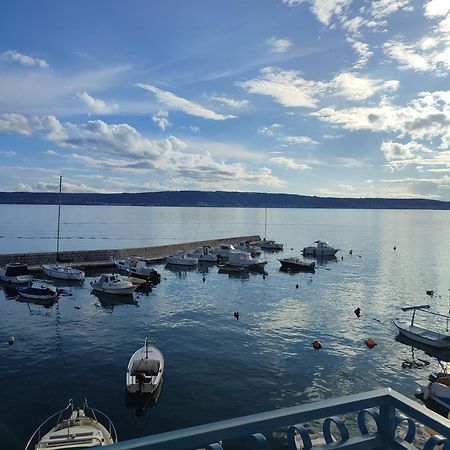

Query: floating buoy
[393,246,396,250]
[349,249,353,255]
[312,340,322,350]
[263,274,266,280]
[202,276,206,282]
[74,306,80,310]
[8,336,14,345]
[341,256,344,260]
[365,338,377,349]
[354,307,361,318]
[426,290,434,296]
[296,284,299,289]
[233,311,240,320]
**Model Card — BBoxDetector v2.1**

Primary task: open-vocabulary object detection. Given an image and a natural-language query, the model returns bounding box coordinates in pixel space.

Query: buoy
[263,274,266,280]
[312,340,322,350]
[365,338,377,349]
[202,276,206,282]
[349,249,353,255]
[426,290,434,296]
[74,306,80,310]
[393,246,396,250]
[8,336,14,345]
[341,256,343,260]
[296,284,299,289]
[233,311,240,320]
[354,307,361,318]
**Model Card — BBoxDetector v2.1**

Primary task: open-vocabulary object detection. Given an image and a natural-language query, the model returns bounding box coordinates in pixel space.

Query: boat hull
[303,248,338,257]
[394,320,450,349]
[279,258,315,273]
[91,283,136,295]
[42,265,85,281]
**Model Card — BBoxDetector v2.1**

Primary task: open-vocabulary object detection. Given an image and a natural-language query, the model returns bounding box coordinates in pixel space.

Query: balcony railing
[107,388,450,449]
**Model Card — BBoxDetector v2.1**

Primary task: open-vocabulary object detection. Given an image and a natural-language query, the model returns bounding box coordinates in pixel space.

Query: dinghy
[90,274,136,295]
[16,281,58,301]
[126,338,164,394]
[25,399,117,449]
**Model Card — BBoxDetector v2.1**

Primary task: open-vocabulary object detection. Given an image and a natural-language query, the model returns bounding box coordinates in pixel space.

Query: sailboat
[258,207,283,250]
[42,176,85,281]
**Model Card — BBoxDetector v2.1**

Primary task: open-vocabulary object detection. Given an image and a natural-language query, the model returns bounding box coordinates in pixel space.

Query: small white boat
[90,274,136,295]
[227,250,266,270]
[394,305,450,349]
[166,251,198,266]
[416,365,450,415]
[258,239,284,251]
[187,246,218,262]
[25,399,117,449]
[0,263,32,284]
[235,240,261,256]
[216,243,236,260]
[42,264,85,281]
[279,257,315,273]
[17,281,58,301]
[126,338,164,394]
[302,241,339,257]
[115,258,161,282]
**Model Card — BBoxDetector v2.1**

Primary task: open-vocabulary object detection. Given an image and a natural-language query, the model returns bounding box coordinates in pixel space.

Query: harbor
[1,205,450,449]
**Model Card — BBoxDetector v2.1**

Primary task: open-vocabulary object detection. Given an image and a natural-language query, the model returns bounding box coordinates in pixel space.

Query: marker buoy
[426,290,434,296]
[296,284,299,289]
[312,340,322,350]
[354,307,361,318]
[8,336,14,345]
[349,249,353,255]
[365,338,377,349]
[393,246,396,250]
[233,311,240,320]
[202,276,206,282]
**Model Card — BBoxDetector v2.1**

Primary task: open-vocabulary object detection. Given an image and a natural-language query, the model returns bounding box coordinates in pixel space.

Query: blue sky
[1,0,450,199]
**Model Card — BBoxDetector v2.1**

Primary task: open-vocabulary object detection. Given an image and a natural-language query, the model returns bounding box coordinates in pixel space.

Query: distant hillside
[0,191,449,210]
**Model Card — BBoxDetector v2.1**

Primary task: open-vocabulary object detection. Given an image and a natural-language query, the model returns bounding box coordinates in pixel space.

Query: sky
[1,0,450,200]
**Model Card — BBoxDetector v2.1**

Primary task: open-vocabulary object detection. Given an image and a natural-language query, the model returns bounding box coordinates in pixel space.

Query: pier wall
[0,235,260,268]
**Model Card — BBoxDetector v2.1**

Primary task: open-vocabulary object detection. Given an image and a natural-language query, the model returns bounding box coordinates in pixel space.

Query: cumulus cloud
[425,0,450,19]
[0,113,34,135]
[280,135,319,145]
[209,95,249,109]
[381,141,432,161]
[77,91,118,114]
[266,37,293,53]
[0,150,17,157]
[270,156,311,170]
[137,83,236,120]
[347,38,374,69]
[152,111,170,130]
[1,50,49,69]
[238,67,327,108]
[370,0,413,19]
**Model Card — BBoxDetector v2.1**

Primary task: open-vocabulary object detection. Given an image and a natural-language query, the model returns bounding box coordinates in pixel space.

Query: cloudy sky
[1,0,450,199]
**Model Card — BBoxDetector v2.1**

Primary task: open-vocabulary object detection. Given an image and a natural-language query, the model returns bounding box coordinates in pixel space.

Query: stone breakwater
[0,235,261,270]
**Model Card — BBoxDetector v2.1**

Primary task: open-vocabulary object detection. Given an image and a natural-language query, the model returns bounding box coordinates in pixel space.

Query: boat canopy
[5,264,28,277]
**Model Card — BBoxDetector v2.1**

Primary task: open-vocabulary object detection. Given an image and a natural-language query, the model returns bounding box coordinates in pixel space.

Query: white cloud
[347,38,374,69]
[381,141,431,161]
[270,156,311,170]
[210,95,249,109]
[77,91,119,114]
[152,111,170,130]
[281,135,319,145]
[0,113,34,135]
[424,0,450,18]
[331,72,399,100]
[238,67,327,108]
[0,150,17,158]
[370,0,413,19]
[1,50,49,69]
[267,37,293,53]
[383,41,432,72]
[137,83,236,120]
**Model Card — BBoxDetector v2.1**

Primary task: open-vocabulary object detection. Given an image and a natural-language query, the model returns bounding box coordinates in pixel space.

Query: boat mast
[264,206,267,240]
[56,176,62,261]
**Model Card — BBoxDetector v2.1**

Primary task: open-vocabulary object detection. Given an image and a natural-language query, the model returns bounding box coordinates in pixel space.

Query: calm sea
[1,205,450,449]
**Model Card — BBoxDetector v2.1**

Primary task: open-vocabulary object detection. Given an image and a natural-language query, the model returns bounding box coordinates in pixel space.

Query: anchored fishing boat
[17,281,58,301]
[166,251,198,266]
[126,338,164,394]
[394,305,450,349]
[0,262,32,284]
[279,257,315,273]
[416,363,450,417]
[90,274,136,295]
[42,177,85,282]
[115,257,161,283]
[25,399,117,449]
[302,241,339,257]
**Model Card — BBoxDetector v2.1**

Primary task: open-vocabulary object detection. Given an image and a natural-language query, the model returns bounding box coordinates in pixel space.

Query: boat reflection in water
[395,333,450,362]
[91,291,138,310]
[125,379,163,417]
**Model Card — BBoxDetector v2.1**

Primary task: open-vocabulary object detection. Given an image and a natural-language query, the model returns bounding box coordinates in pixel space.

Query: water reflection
[395,334,450,362]
[164,264,197,277]
[0,282,19,299]
[91,291,138,310]
[125,379,163,418]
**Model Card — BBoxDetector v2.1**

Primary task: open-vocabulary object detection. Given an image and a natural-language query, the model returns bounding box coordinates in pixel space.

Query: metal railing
[104,388,450,449]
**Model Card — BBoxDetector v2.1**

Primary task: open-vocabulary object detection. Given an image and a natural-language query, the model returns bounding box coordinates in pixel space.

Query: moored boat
[90,274,136,295]
[42,264,85,281]
[187,246,218,262]
[115,257,161,283]
[0,263,32,284]
[166,251,198,266]
[302,241,339,257]
[227,250,266,270]
[258,239,284,251]
[235,240,261,256]
[416,366,450,417]
[215,243,236,260]
[25,399,117,449]
[279,257,315,273]
[16,281,58,301]
[394,305,450,349]
[126,338,164,394]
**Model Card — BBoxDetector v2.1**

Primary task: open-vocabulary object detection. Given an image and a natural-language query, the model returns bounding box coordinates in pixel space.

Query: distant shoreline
[0,191,449,210]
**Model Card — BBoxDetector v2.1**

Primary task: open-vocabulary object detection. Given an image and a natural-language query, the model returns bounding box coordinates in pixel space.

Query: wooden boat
[126,338,164,394]
[42,177,85,282]
[16,281,58,301]
[394,305,450,349]
[25,399,117,449]
[279,257,315,273]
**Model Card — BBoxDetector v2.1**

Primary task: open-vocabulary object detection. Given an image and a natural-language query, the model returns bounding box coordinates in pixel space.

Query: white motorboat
[0,263,32,284]
[187,246,218,262]
[394,305,450,349]
[166,251,198,266]
[90,274,136,295]
[416,368,450,415]
[216,243,236,260]
[302,240,339,257]
[115,257,161,283]
[227,250,266,270]
[126,338,164,394]
[279,257,315,273]
[17,281,58,301]
[25,399,117,449]
[42,264,85,281]
[258,239,284,251]
[235,240,261,255]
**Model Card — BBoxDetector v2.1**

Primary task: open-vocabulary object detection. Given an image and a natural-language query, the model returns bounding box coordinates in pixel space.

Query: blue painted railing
[107,388,450,449]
